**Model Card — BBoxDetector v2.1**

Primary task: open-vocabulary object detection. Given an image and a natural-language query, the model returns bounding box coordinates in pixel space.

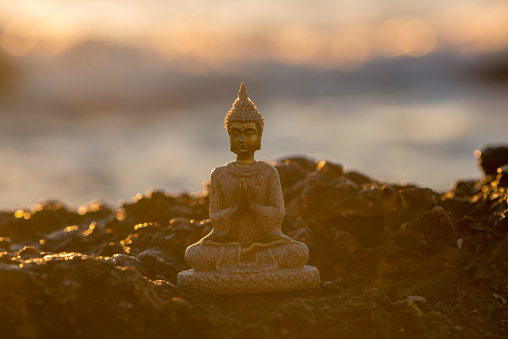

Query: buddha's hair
[224,82,264,135]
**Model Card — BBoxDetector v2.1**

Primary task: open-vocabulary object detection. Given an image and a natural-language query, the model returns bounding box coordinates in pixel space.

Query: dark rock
[16,246,42,260]
[0,254,210,339]
[345,171,372,185]
[0,200,84,243]
[400,187,437,210]
[121,190,209,228]
[0,251,14,264]
[0,153,507,338]
[0,237,11,251]
[40,225,82,252]
[0,263,30,287]
[134,246,181,282]
[316,160,344,179]
[494,165,508,187]
[479,146,508,176]
[274,157,315,197]
[133,221,164,234]
[453,179,481,197]
[113,253,140,268]
[96,241,125,257]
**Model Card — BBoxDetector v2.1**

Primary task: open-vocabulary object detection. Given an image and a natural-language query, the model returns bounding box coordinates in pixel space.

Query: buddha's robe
[185,161,309,272]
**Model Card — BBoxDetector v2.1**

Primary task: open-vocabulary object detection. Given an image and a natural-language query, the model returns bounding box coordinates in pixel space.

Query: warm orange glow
[377,19,404,58]
[151,22,191,59]
[0,1,507,69]
[64,225,78,233]
[271,27,321,65]
[82,223,96,237]
[78,206,87,215]
[116,213,124,221]
[397,19,435,57]
[36,20,88,57]
[151,21,239,74]
[443,4,508,53]
[0,18,38,57]
[145,189,153,199]
[475,5,508,52]
[377,18,435,58]
[327,25,371,70]
[14,209,24,218]
[444,6,485,48]
[134,222,149,230]
[474,150,481,159]
[316,160,326,171]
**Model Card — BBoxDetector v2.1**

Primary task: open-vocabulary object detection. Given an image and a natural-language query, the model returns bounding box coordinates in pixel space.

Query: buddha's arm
[208,169,234,237]
[252,169,285,235]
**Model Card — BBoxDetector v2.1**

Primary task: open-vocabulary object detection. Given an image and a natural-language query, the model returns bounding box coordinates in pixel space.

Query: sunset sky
[0,0,507,208]
[1,0,507,72]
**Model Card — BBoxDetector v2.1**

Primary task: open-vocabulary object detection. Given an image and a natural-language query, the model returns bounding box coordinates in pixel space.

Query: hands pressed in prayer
[234,179,254,215]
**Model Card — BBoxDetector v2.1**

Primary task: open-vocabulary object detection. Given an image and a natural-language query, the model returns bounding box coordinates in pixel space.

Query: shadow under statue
[177,83,320,294]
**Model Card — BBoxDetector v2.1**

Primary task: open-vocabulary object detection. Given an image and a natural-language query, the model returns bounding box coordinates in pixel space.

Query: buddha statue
[177,83,320,293]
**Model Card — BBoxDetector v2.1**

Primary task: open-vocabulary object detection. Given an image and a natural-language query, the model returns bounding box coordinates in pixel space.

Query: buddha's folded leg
[184,244,223,271]
[271,241,309,269]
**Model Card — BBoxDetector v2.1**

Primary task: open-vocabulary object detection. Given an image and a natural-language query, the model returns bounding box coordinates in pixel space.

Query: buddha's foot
[177,265,320,294]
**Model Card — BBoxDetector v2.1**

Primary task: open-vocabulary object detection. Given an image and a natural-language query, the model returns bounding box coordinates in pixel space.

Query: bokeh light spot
[0,18,38,57]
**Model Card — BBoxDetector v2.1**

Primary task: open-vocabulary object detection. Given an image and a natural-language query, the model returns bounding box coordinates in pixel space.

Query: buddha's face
[229,122,260,156]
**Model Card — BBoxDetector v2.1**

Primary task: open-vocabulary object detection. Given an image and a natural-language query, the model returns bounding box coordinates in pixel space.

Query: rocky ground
[0,147,507,339]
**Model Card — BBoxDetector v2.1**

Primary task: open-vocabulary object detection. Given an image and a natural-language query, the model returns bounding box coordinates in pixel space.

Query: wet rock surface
[1,153,508,338]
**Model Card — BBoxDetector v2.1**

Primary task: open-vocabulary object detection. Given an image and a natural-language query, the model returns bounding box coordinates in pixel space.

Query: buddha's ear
[256,124,263,150]
[229,130,235,153]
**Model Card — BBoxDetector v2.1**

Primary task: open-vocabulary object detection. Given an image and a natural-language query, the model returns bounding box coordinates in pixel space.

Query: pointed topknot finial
[224,82,264,134]
[238,82,248,100]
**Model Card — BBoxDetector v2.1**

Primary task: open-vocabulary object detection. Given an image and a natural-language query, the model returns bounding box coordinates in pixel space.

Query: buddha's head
[224,82,264,156]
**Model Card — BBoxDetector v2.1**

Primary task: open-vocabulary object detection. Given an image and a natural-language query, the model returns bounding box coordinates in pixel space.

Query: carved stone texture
[177,83,320,294]
[178,266,320,294]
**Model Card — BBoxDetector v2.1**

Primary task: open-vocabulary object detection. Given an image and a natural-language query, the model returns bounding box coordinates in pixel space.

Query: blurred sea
[0,42,507,208]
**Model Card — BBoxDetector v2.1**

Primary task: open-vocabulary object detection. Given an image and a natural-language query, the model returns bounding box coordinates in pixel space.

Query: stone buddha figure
[177,83,320,293]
